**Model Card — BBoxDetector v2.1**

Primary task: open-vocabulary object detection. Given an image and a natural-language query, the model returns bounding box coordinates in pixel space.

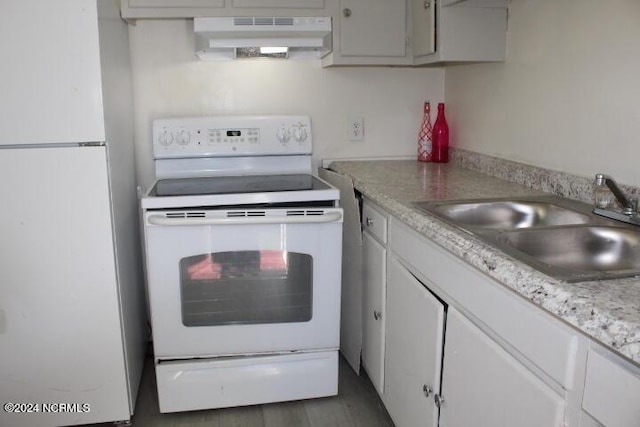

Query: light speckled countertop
[328,160,640,367]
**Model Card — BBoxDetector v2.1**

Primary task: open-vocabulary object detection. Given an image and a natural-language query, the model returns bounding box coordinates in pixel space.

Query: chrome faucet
[593,174,639,226]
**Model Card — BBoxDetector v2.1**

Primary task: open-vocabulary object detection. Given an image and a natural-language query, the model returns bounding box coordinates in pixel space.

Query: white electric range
[140,116,343,413]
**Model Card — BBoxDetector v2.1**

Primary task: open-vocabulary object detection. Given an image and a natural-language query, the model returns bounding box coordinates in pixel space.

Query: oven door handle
[147,211,343,226]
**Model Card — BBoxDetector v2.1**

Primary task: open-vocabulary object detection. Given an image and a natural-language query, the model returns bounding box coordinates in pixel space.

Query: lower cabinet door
[361,231,386,395]
[439,308,565,427]
[383,255,444,427]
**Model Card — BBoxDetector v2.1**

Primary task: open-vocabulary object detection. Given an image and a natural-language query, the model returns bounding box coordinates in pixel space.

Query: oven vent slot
[227,211,266,218]
[286,209,325,216]
[164,212,206,219]
[166,212,186,218]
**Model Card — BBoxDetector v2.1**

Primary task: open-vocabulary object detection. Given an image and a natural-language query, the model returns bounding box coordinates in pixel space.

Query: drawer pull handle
[366,217,374,226]
[343,8,352,17]
[373,310,382,320]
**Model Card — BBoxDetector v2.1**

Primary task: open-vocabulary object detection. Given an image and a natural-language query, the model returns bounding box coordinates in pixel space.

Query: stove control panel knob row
[158,129,191,146]
[275,123,309,145]
[152,116,312,159]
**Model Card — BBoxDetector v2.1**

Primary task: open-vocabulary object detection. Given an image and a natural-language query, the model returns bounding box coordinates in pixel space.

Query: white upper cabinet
[121,0,507,66]
[412,0,435,57]
[121,0,328,18]
[413,0,508,65]
[322,0,412,66]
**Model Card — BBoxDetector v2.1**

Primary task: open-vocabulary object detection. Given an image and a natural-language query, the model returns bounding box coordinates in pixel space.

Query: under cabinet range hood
[194,17,332,60]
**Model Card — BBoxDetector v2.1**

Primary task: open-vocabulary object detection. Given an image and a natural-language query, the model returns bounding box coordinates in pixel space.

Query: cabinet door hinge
[434,393,445,408]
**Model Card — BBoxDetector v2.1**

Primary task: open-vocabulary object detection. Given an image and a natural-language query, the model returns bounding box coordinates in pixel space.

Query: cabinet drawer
[582,348,640,427]
[362,200,388,244]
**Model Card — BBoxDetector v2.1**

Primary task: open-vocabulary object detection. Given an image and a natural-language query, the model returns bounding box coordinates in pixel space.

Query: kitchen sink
[413,196,640,281]
[414,198,591,230]
[494,226,640,281]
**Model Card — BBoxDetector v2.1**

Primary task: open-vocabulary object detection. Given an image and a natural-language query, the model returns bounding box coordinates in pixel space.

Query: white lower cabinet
[379,216,577,427]
[581,347,640,427]
[361,231,386,394]
[383,251,565,427]
[356,202,639,427]
[439,307,565,427]
[384,255,444,427]
[361,199,389,395]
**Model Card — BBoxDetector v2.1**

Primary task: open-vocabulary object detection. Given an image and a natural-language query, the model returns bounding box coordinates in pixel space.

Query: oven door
[144,207,343,359]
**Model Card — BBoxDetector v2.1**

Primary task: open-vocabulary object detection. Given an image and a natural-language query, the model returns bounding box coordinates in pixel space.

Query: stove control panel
[153,116,312,159]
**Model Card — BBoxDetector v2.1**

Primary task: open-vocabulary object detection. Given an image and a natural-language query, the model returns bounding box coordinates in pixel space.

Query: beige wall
[128,19,444,188]
[445,0,640,186]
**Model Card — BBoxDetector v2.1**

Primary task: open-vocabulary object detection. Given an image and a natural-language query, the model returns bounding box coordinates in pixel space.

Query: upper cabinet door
[339,0,407,57]
[232,0,324,7]
[412,0,435,56]
[413,0,507,65]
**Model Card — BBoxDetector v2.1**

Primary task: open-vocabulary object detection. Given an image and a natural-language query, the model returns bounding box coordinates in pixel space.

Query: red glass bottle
[432,103,449,163]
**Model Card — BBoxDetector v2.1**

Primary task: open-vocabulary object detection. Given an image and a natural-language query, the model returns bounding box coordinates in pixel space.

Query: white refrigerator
[0,1,147,426]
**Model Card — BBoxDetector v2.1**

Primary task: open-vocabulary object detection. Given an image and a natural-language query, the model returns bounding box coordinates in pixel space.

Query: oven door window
[179,250,313,326]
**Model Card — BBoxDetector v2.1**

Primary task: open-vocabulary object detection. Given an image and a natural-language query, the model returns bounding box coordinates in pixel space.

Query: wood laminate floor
[119,354,395,427]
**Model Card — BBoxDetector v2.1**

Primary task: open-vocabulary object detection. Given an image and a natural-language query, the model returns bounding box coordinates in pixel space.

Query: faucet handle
[629,198,639,215]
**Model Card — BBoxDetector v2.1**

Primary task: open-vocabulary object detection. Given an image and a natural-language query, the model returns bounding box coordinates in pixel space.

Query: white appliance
[141,116,343,413]
[194,16,332,60]
[0,1,146,426]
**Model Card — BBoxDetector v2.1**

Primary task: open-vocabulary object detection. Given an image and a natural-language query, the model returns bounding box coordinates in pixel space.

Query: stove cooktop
[154,174,331,197]
[142,174,340,210]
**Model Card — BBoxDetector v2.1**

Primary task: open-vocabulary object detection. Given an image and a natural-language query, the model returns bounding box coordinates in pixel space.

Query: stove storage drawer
[156,351,338,413]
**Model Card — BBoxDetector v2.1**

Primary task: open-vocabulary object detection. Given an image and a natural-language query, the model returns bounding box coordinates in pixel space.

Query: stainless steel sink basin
[495,226,640,281]
[414,198,591,230]
[413,196,640,281]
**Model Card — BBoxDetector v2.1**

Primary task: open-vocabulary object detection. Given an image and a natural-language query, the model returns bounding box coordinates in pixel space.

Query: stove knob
[276,128,291,144]
[178,130,191,146]
[293,127,308,143]
[158,130,172,146]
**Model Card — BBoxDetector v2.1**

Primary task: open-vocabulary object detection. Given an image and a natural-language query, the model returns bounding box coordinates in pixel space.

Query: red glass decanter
[432,103,449,163]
